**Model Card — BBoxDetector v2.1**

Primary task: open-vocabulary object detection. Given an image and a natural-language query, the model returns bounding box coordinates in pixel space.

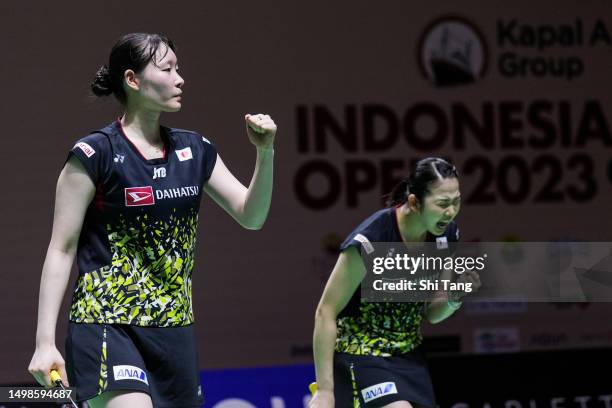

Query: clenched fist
[245,113,276,150]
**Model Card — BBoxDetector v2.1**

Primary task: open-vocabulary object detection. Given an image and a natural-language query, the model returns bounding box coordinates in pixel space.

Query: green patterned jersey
[336,207,459,356]
[67,120,217,327]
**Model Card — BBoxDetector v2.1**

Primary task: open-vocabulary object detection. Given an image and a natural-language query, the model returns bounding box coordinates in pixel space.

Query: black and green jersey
[67,120,217,327]
[336,207,459,356]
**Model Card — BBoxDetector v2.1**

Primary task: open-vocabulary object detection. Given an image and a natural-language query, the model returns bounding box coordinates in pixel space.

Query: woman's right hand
[28,345,68,387]
[308,389,335,408]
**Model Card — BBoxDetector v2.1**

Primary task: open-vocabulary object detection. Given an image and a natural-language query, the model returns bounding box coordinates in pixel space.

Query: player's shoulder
[163,126,214,146]
[354,207,395,235]
[340,207,396,252]
[72,122,116,156]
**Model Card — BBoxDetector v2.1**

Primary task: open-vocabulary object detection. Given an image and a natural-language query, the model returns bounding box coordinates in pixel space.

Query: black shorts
[334,351,436,408]
[65,322,203,407]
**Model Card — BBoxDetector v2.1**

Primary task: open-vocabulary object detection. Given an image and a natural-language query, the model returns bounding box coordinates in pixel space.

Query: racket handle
[50,369,62,385]
[49,370,78,408]
[309,381,318,396]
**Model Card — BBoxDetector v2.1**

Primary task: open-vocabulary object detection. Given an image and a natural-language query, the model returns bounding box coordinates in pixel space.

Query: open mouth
[436,221,449,230]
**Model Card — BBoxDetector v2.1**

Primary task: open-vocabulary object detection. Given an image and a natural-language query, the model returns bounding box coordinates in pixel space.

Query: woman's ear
[124,69,139,92]
[407,194,420,213]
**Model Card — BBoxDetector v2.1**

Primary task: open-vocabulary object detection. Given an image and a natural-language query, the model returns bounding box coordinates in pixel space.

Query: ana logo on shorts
[113,365,149,385]
[418,16,488,87]
[361,382,398,403]
[125,186,155,207]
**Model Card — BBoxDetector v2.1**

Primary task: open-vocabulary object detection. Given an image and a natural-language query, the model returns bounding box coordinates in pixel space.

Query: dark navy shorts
[65,322,203,407]
[334,351,436,408]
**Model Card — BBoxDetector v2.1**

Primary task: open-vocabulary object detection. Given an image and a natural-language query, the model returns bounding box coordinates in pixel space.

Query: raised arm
[28,156,95,387]
[310,246,366,408]
[203,114,276,230]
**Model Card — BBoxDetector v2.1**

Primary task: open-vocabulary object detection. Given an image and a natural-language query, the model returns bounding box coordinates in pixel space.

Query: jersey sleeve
[339,215,386,256]
[66,132,110,184]
[339,209,393,257]
[200,135,218,182]
[339,231,376,255]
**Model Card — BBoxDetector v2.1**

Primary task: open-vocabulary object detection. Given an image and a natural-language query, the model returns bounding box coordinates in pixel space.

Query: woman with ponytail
[310,157,480,408]
[28,33,276,407]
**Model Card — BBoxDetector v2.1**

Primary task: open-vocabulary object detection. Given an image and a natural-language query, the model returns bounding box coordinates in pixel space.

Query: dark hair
[386,157,459,207]
[91,33,176,104]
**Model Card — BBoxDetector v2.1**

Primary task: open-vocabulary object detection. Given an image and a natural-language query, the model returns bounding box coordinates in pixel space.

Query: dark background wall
[1,0,611,383]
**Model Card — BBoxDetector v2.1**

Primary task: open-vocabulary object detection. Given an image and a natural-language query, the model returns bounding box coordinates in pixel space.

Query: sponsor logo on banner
[527,332,569,348]
[464,301,527,315]
[419,17,612,85]
[125,186,155,207]
[495,20,605,81]
[474,327,520,354]
[293,14,611,212]
[552,302,591,311]
[450,396,612,408]
[75,142,96,157]
[176,147,193,161]
[200,357,612,407]
[113,365,148,385]
[578,330,612,345]
[361,382,398,403]
[418,16,488,87]
[354,234,374,254]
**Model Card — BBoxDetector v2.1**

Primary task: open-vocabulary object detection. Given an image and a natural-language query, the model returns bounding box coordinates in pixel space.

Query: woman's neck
[395,204,427,242]
[120,108,162,146]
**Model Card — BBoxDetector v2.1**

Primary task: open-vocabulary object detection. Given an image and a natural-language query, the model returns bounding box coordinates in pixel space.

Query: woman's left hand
[245,113,277,150]
[456,270,482,299]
